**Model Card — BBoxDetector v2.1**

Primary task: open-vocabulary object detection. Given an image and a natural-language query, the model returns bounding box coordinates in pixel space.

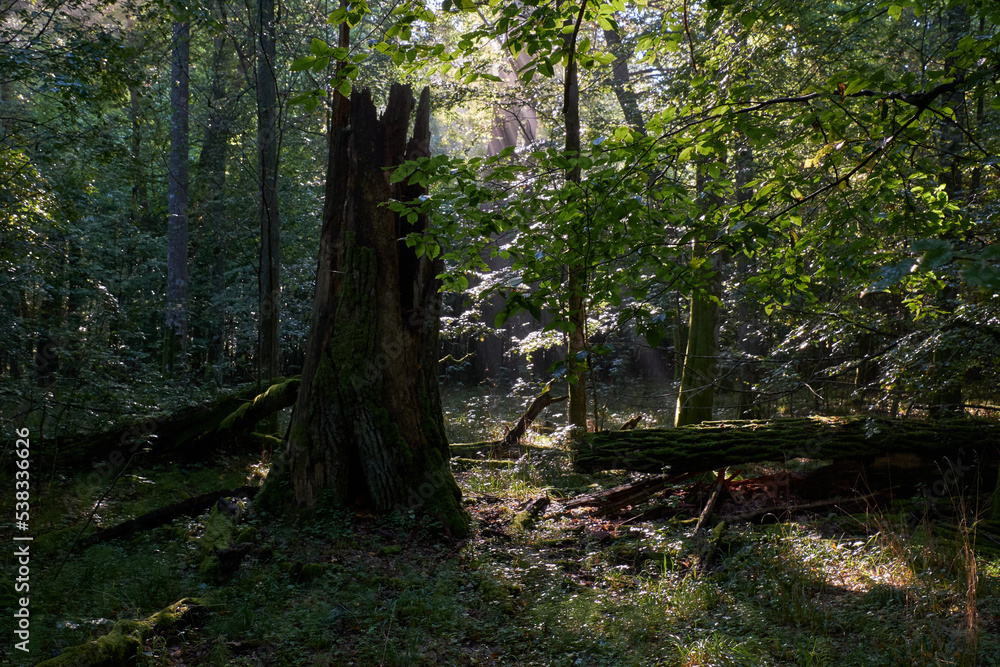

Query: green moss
[510,511,535,533]
[36,598,201,667]
[236,526,258,544]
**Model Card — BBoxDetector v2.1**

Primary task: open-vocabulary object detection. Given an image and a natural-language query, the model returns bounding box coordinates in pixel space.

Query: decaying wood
[564,472,695,515]
[501,383,568,449]
[46,377,299,470]
[522,494,551,519]
[694,469,726,533]
[574,417,1000,475]
[619,415,644,431]
[82,486,258,547]
[449,440,551,459]
[36,598,202,667]
[718,491,884,523]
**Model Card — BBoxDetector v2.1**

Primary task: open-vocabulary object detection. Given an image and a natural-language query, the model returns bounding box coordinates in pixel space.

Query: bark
[603,28,646,134]
[574,417,1000,475]
[564,1,588,436]
[165,14,190,371]
[259,76,468,536]
[256,0,281,393]
[195,17,233,373]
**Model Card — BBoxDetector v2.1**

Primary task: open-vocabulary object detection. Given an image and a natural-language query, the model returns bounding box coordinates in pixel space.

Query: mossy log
[35,597,202,666]
[574,417,1000,475]
[47,377,299,470]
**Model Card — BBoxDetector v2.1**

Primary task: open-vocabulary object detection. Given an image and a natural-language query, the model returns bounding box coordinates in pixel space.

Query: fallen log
[81,486,259,547]
[36,597,202,667]
[574,417,1000,477]
[46,377,299,470]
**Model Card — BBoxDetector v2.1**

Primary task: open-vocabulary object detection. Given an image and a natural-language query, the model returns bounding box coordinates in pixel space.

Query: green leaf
[961,262,1000,291]
[888,4,902,20]
[310,38,328,56]
[290,56,316,71]
[912,239,953,270]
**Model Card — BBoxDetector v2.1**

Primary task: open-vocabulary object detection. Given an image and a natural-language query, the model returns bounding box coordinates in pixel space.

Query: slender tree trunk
[675,162,722,427]
[674,246,720,426]
[256,0,281,396]
[564,1,588,436]
[929,5,969,418]
[196,22,233,377]
[258,69,469,535]
[165,14,190,373]
[603,28,645,135]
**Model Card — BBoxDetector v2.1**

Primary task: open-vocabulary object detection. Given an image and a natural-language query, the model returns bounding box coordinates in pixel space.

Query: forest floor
[10,388,1000,666]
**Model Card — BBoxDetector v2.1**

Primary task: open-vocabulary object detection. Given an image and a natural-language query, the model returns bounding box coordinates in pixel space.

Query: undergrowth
[4,402,999,666]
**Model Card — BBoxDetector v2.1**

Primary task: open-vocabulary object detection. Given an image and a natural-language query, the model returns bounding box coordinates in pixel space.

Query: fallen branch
[619,415,644,431]
[694,469,727,533]
[565,472,695,516]
[719,491,883,523]
[81,486,259,547]
[501,383,568,449]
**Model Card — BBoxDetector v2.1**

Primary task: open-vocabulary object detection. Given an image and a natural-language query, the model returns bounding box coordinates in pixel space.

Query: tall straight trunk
[564,1,588,436]
[603,28,645,135]
[197,24,233,376]
[675,162,722,427]
[674,245,720,426]
[257,0,281,391]
[257,21,468,536]
[165,15,190,372]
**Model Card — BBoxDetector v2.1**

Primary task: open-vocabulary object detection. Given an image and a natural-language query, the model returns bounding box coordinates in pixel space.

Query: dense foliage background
[2,0,999,433]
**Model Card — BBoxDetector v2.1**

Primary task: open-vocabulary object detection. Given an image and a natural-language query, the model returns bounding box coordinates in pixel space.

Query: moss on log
[47,377,299,470]
[35,598,201,667]
[574,417,1000,474]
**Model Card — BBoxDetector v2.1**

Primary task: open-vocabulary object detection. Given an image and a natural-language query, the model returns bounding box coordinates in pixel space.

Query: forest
[3,0,1000,664]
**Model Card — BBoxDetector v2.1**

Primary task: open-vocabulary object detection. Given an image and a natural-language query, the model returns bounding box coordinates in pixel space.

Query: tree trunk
[564,2,588,437]
[603,27,645,134]
[674,245,720,426]
[573,417,1000,476]
[195,19,233,377]
[259,79,469,537]
[256,0,281,402]
[165,14,190,372]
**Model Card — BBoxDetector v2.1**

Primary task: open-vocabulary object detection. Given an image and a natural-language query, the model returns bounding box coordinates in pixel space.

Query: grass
[5,395,1000,666]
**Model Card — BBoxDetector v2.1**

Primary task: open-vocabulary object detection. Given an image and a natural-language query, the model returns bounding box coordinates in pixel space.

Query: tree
[256,0,282,397]
[165,8,190,372]
[259,15,468,535]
